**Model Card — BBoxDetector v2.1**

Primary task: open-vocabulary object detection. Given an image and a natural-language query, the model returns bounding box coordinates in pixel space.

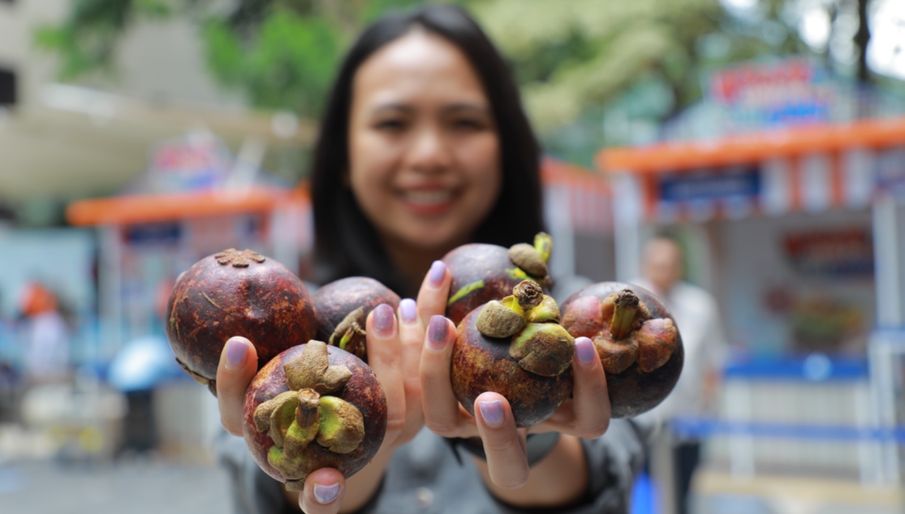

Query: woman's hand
[419,276,611,492]
[213,260,452,513]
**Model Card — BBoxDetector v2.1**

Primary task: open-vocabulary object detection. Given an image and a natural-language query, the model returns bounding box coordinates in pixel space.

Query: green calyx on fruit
[506,232,553,282]
[316,396,366,454]
[330,307,366,352]
[284,340,353,394]
[533,232,553,263]
[596,289,678,374]
[509,323,574,377]
[255,341,366,480]
[476,280,574,377]
[476,298,526,338]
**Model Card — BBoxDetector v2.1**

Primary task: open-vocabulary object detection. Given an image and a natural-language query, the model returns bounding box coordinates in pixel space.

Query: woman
[215,5,647,513]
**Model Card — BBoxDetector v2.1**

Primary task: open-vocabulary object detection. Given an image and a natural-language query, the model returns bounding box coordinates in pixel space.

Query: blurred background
[1,0,904,513]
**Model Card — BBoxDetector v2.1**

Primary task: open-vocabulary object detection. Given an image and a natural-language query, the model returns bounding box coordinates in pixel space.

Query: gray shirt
[218,419,650,514]
[218,275,651,513]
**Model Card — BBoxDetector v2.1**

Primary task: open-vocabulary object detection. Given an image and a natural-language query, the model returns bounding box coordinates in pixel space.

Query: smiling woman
[214,5,649,514]
[347,29,502,286]
[310,5,544,299]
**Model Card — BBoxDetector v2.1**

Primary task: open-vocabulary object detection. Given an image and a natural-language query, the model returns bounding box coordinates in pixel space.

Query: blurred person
[110,279,182,457]
[0,286,21,421]
[213,5,650,514]
[17,282,71,385]
[635,232,727,514]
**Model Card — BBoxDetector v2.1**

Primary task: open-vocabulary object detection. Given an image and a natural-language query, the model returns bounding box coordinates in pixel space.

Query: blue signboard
[659,166,761,205]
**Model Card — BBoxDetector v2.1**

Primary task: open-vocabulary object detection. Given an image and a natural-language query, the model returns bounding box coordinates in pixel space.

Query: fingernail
[575,337,597,367]
[373,304,395,337]
[428,260,446,287]
[427,315,448,350]
[399,298,417,324]
[479,399,504,428]
[225,338,247,370]
[313,482,341,504]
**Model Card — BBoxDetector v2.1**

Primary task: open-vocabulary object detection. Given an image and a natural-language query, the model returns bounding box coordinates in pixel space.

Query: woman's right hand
[214,260,451,513]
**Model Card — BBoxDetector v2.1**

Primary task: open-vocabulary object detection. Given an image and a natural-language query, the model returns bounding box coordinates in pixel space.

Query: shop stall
[66,132,311,458]
[597,117,905,511]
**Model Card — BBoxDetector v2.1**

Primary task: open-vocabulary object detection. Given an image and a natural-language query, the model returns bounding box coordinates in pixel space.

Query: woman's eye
[451,118,486,131]
[374,119,406,131]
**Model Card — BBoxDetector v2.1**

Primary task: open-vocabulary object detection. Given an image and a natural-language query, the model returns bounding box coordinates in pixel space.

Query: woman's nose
[407,127,451,172]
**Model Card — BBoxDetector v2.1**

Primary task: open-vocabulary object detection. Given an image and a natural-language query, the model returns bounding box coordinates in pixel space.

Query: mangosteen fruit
[166,248,317,394]
[243,340,387,490]
[451,280,574,427]
[313,277,401,362]
[444,232,554,325]
[560,282,684,418]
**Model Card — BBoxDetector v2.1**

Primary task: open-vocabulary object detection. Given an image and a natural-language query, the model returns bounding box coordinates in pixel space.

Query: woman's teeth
[402,190,453,205]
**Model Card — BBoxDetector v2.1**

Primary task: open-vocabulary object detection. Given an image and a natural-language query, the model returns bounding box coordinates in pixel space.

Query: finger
[397,298,424,379]
[474,392,529,489]
[298,468,345,514]
[366,304,406,440]
[569,336,610,438]
[420,315,470,437]
[397,298,424,432]
[216,336,258,436]
[416,260,450,326]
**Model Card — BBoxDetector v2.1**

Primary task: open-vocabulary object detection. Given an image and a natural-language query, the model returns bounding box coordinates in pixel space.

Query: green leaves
[202,9,342,116]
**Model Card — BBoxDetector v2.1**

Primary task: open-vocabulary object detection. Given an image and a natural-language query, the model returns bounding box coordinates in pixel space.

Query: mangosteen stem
[610,289,641,340]
[533,232,552,263]
[513,280,544,310]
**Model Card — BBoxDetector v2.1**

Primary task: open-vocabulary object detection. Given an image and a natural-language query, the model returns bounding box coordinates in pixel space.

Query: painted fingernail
[428,260,446,287]
[575,337,597,367]
[373,303,395,337]
[427,315,448,350]
[399,298,417,324]
[225,338,247,370]
[313,482,341,504]
[479,399,504,428]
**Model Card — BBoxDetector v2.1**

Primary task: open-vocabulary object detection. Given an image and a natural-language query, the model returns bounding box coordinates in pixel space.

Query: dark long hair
[310,4,544,296]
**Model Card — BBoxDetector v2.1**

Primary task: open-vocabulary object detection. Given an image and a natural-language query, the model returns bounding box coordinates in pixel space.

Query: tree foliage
[35,0,891,164]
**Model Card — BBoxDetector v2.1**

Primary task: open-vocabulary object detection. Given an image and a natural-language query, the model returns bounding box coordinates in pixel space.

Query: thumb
[216,336,258,435]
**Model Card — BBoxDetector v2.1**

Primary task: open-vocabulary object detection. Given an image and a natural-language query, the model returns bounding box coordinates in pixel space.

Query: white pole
[613,173,643,282]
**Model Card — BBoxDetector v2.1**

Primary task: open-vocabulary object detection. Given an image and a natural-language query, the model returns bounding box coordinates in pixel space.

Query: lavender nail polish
[399,298,417,324]
[575,337,596,366]
[373,304,395,337]
[225,338,247,370]
[427,315,448,350]
[313,482,341,504]
[479,400,504,428]
[428,260,446,286]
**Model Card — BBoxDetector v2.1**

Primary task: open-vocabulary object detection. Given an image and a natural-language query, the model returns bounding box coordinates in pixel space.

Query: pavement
[0,456,233,514]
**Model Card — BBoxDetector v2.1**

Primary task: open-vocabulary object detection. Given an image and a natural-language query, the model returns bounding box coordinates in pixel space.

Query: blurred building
[0,0,285,206]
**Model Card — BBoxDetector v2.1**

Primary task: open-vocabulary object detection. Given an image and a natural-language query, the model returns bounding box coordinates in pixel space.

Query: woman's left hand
[420,304,611,489]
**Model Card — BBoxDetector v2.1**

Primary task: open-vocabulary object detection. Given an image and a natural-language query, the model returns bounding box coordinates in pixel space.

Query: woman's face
[347,30,502,255]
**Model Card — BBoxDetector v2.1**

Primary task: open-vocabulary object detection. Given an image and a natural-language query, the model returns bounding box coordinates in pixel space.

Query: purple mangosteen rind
[560,282,685,418]
[451,305,573,427]
[243,342,387,484]
[313,276,401,362]
[166,249,317,392]
[444,238,553,326]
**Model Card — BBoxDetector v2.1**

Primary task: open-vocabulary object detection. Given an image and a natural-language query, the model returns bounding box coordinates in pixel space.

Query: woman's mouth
[398,188,456,215]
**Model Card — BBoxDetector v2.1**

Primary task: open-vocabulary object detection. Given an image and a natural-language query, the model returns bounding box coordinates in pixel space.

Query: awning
[596,117,905,223]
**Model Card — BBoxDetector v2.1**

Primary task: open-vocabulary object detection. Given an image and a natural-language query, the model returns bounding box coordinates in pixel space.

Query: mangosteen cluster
[165,249,395,484]
[443,233,684,424]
